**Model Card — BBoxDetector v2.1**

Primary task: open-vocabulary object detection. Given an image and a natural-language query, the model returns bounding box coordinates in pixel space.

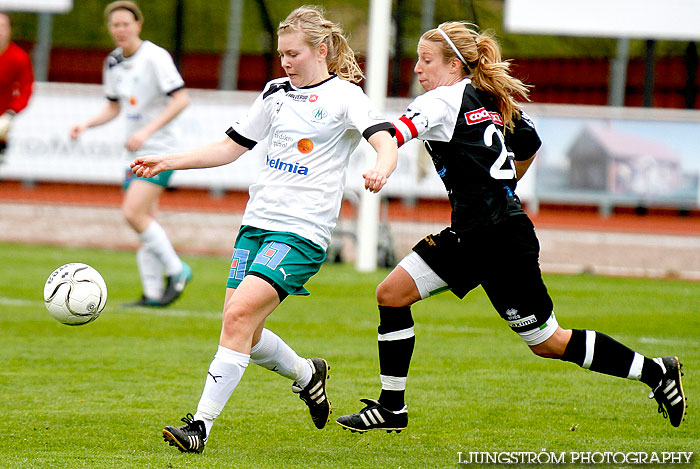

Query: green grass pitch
[0,242,698,468]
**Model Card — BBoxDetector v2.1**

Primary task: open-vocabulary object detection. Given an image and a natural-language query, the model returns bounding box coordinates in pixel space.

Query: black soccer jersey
[392,78,541,231]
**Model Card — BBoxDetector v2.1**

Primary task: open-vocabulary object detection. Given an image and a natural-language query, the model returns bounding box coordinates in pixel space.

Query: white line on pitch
[0,296,221,319]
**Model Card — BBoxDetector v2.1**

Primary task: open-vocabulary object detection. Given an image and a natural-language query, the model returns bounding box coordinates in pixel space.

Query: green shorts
[123,167,174,189]
[226,225,326,298]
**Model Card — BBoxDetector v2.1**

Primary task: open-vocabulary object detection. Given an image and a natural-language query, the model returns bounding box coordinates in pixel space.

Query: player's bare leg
[163,279,279,452]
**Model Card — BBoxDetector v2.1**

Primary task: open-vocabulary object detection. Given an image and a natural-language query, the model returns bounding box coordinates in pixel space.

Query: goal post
[356,0,392,272]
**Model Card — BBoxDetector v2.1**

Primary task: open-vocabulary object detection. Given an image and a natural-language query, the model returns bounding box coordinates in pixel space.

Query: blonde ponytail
[424,22,531,130]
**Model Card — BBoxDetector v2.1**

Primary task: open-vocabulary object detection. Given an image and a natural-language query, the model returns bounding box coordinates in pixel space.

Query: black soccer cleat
[336,398,408,433]
[160,262,192,306]
[162,413,207,453]
[649,356,686,427]
[292,358,331,429]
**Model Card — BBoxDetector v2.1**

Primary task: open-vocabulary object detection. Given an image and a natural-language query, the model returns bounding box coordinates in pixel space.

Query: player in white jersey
[130,6,398,453]
[337,22,685,433]
[69,1,192,307]
[231,74,391,250]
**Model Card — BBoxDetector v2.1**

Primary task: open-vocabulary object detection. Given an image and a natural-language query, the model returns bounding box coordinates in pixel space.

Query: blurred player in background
[131,5,397,454]
[337,22,686,433]
[69,1,191,307]
[0,11,34,163]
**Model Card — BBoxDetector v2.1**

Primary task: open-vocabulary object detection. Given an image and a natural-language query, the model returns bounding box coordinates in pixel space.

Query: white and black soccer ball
[44,263,107,326]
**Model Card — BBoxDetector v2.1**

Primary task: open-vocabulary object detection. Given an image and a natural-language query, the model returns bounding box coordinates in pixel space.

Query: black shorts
[412,215,554,333]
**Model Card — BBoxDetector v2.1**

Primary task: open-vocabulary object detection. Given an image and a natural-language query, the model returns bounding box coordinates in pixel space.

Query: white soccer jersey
[103,40,185,155]
[227,75,393,250]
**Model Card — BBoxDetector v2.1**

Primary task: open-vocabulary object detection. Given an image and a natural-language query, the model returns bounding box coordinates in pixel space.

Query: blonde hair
[423,22,530,130]
[278,5,363,83]
[104,1,143,24]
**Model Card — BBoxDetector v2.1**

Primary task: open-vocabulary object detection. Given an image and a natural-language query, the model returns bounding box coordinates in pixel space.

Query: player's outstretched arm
[362,130,398,193]
[69,101,121,140]
[130,137,248,177]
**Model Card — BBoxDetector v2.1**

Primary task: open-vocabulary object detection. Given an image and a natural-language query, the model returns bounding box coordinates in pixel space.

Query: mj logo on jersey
[311,107,328,123]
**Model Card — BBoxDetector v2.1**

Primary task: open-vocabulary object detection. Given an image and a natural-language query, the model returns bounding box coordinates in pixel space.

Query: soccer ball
[44,263,107,325]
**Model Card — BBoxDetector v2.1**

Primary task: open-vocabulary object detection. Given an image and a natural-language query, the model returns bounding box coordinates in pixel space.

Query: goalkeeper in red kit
[0,11,34,160]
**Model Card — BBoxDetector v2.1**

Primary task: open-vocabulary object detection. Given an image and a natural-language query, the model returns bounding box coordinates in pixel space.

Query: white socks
[250,328,312,388]
[139,221,182,276]
[194,346,250,437]
[136,247,163,300]
[191,331,311,439]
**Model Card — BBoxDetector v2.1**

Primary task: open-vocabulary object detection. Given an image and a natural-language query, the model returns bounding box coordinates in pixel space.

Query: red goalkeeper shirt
[0,42,34,115]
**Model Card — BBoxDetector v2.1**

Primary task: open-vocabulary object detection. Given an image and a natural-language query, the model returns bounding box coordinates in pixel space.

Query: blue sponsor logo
[437,166,446,178]
[266,155,309,175]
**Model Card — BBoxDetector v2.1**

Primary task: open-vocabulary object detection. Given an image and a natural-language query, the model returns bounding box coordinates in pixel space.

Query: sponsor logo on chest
[465,107,503,126]
[288,93,309,102]
[286,92,320,103]
[271,130,294,148]
[266,155,309,175]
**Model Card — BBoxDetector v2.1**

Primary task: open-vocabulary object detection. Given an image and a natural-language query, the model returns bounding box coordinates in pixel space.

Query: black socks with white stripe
[561,329,663,388]
[377,305,415,412]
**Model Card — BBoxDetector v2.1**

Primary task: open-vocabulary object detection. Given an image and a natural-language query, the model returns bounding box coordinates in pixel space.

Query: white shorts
[398,251,449,299]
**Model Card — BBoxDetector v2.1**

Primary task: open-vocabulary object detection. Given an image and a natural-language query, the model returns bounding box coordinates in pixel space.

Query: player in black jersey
[336,21,685,433]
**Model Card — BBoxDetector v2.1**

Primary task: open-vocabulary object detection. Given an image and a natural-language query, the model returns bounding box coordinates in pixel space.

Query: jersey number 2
[484,123,516,180]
